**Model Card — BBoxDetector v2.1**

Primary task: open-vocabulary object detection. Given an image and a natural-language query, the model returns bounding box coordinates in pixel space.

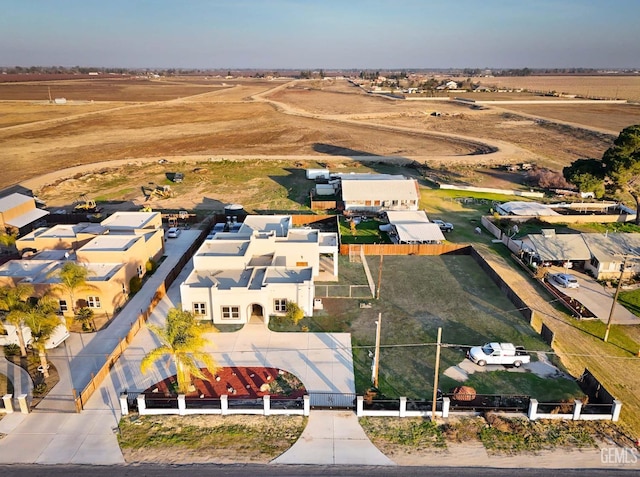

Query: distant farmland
[471,75,640,101]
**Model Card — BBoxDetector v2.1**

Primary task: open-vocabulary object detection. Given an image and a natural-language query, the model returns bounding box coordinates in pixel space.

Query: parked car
[166,227,180,238]
[173,172,184,183]
[553,273,579,288]
[467,342,530,367]
[432,219,454,232]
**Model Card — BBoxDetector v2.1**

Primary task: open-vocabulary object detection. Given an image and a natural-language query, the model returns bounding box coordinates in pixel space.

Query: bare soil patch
[496,102,640,133]
[361,110,614,170]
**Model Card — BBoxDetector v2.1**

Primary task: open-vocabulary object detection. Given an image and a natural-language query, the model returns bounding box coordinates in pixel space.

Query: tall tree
[140,308,217,394]
[22,297,61,378]
[562,158,606,198]
[602,125,640,224]
[51,262,93,313]
[0,284,35,357]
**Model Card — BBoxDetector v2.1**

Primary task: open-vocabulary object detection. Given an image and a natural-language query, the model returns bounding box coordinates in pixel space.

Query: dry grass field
[0,75,637,191]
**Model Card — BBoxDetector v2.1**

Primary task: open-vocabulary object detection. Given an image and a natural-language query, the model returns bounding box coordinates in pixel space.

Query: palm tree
[51,261,93,313]
[141,308,217,394]
[22,297,61,379]
[0,284,35,357]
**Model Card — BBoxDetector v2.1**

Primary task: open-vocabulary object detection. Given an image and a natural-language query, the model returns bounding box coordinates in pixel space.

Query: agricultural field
[470,75,640,101]
[1,75,637,192]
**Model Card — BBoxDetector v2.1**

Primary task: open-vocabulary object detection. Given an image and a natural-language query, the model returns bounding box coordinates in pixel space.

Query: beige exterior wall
[181,278,314,325]
[45,267,129,316]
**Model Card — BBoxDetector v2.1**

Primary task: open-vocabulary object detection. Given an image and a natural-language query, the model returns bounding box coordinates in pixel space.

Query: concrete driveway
[547,268,640,325]
[0,227,383,465]
[90,257,355,405]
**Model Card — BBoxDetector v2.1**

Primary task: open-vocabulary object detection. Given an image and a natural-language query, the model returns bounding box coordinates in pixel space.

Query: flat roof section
[264,267,312,284]
[197,240,250,257]
[0,260,58,282]
[85,262,124,281]
[79,234,140,253]
[100,211,160,230]
[240,215,291,237]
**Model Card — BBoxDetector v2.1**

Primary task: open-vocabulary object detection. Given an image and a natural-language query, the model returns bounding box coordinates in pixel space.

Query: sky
[1,0,639,69]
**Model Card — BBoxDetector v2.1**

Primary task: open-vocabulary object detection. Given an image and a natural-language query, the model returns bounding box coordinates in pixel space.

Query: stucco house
[338,174,420,213]
[0,211,164,316]
[0,192,49,236]
[180,215,338,326]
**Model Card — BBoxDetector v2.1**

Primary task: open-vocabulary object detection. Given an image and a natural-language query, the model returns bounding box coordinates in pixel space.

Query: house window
[193,303,207,315]
[296,261,308,267]
[87,296,101,309]
[59,300,68,313]
[274,299,287,312]
[137,265,144,277]
[221,306,240,320]
[374,200,381,206]
[590,256,599,268]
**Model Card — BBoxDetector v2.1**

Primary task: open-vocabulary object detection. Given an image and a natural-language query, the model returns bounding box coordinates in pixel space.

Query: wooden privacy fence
[340,243,471,256]
[73,226,210,412]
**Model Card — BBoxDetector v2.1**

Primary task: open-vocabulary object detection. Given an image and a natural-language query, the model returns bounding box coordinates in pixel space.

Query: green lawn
[308,254,583,402]
[339,217,391,244]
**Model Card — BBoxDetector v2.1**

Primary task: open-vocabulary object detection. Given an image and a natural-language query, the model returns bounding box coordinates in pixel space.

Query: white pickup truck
[467,342,530,367]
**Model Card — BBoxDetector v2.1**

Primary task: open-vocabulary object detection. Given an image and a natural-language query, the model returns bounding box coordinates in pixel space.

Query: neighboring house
[0,192,49,235]
[338,174,419,212]
[0,211,164,316]
[582,233,640,280]
[385,210,445,244]
[521,230,640,280]
[180,215,339,326]
[521,230,591,268]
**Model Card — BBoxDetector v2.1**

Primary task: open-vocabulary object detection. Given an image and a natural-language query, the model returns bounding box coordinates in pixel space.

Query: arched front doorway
[249,304,264,323]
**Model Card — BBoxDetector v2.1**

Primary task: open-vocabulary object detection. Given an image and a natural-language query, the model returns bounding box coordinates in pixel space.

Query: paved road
[0,464,636,477]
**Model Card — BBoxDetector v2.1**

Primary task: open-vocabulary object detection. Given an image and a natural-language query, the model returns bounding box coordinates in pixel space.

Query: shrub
[145,258,157,275]
[129,276,142,295]
[74,306,95,332]
[285,302,304,325]
[3,343,20,356]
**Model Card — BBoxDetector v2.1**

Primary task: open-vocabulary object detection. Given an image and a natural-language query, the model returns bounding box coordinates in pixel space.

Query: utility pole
[604,255,628,342]
[372,313,382,389]
[431,327,442,422]
[376,255,383,299]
